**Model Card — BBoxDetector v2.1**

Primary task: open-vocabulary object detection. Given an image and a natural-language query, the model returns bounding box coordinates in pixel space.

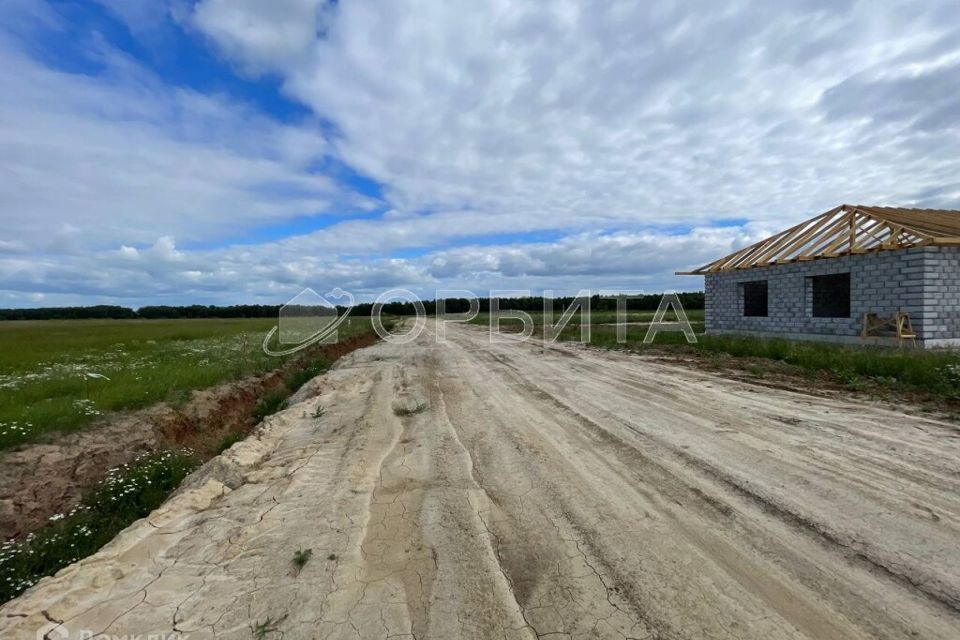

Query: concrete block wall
[921,246,960,344]
[703,246,960,344]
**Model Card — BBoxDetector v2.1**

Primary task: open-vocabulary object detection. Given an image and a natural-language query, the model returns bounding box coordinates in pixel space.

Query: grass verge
[216,430,246,453]
[253,392,289,423]
[284,356,330,392]
[0,449,198,602]
[251,354,334,424]
[562,325,960,396]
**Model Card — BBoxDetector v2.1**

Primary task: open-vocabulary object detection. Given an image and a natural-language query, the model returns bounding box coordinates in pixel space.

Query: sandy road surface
[4,320,960,639]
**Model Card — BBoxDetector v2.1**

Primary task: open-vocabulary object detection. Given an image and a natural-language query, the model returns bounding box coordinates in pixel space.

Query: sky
[1,0,959,308]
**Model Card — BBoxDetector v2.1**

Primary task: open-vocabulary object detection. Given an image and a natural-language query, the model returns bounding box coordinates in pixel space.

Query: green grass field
[561,324,960,395]
[0,317,371,450]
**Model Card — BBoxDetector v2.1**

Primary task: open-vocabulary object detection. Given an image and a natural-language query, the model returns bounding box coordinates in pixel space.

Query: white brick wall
[703,246,960,342]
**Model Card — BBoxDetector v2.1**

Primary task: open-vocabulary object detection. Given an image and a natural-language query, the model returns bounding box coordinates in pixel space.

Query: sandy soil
[4,320,960,639]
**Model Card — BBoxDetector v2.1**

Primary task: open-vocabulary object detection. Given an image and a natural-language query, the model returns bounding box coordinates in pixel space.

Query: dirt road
[4,320,960,639]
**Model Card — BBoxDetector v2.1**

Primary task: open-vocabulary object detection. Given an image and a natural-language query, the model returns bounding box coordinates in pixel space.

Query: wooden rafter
[678,204,960,275]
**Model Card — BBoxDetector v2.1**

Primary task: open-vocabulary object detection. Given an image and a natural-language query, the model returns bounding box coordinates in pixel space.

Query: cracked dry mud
[4,320,960,639]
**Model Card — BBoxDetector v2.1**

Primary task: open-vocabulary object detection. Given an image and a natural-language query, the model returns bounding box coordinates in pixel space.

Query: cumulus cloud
[0,222,758,308]
[194,0,960,224]
[3,1,960,305]
[0,13,373,252]
[192,0,335,73]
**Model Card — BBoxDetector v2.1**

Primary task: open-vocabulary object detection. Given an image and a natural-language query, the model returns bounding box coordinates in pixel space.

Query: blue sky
[2,0,959,307]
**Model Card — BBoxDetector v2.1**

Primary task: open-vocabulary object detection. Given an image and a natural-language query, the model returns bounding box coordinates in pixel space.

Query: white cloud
[0,224,737,308]
[192,0,333,74]
[0,240,29,254]
[0,25,373,252]
[4,1,960,306]
[118,246,140,260]
[194,0,960,228]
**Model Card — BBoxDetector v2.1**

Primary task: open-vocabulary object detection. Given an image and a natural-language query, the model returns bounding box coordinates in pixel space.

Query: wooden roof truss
[680,204,960,275]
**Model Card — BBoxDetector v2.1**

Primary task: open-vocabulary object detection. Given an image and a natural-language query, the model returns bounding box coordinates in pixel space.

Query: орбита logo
[37,621,189,640]
[262,287,355,356]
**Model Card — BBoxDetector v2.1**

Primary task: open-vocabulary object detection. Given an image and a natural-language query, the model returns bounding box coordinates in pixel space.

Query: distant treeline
[0,292,704,321]
[365,292,705,316]
[0,305,141,320]
[0,304,280,321]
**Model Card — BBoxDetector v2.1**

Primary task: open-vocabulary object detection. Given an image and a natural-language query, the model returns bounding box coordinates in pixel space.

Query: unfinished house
[679,204,960,347]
